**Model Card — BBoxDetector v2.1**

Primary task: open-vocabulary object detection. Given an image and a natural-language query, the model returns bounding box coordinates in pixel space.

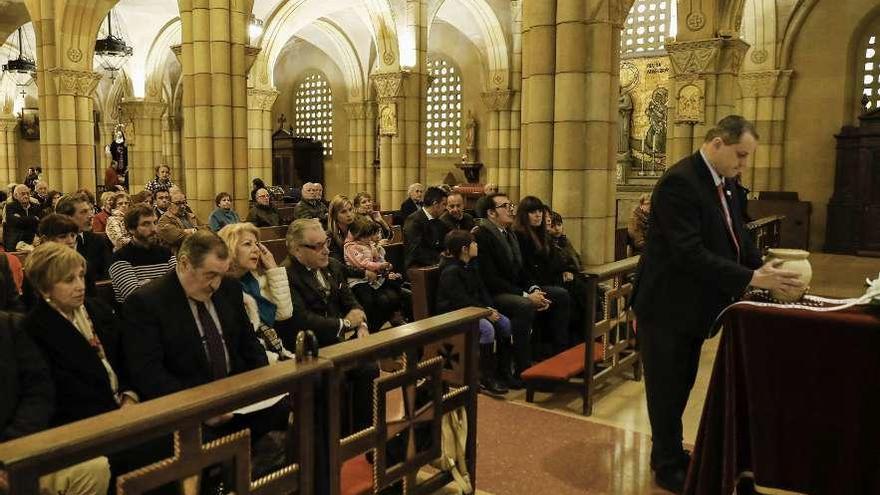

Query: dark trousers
[491,286,570,374]
[637,318,704,470]
[351,282,412,331]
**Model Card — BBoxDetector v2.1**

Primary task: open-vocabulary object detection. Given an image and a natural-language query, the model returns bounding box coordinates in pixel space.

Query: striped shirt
[109,242,177,303]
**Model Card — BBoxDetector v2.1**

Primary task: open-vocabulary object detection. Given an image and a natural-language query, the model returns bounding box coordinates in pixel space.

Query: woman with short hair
[218,222,293,361]
[352,191,392,239]
[209,192,241,232]
[105,192,132,250]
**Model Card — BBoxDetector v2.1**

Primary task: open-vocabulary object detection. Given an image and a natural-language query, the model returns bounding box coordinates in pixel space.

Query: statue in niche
[379,102,397,135]
[106,124,129,189]
[464,111,478,163]
[618,90,633,155]
[643,87,668,156]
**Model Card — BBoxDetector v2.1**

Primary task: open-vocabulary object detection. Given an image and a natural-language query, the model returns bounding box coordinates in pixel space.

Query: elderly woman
[22,242,170,485]
[353,191,392,239]
[218,222,293,361]
[105,192,132,250]
[144,164,175,194]
[209,192,241,232]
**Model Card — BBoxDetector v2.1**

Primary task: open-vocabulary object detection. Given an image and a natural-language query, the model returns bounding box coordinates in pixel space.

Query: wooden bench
[262,238,290,263]
[407,266,440,320]
[522,256,642,416]
[278,206,297,225]
[383,242,404,275]
[258,225,288,241]
[388,225,403,244]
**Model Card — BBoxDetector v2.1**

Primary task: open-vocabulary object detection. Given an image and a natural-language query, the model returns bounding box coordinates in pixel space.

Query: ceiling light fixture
[2,27,36,88]
[94,10,133,80]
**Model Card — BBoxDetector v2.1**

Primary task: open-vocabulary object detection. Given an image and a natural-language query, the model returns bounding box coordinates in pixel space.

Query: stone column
[38,68,103,192]
[119,98,167,192]
[247,88,279,188]
[373,72,410,209]
[738,70,792,191]
[364,103,377,199]
[179,0,252,218]
[0,117,18,185]
[520,0,557,199]
[344,101,372,196]
[507,0,523,200]
[162,115,185,191]
[482,90,514,188]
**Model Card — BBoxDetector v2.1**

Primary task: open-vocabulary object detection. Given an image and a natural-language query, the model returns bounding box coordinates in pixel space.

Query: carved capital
[170,44,182,63]
[119,98,167,121]
[738,69,794,98]
[371,72,408,101]
[0,117,18,132]
[666,39,721,76]
[247,88,279,111]
[481,90,514,111]
[343,101,367,119]
[48,68,102,97]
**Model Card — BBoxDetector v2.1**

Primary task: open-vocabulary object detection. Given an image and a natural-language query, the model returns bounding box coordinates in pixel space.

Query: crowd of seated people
[0,170,594,494]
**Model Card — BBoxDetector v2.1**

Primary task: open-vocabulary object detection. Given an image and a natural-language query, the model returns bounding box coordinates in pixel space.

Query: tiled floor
[475,253,880,494]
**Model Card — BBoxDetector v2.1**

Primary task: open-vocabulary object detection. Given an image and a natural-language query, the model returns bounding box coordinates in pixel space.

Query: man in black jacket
[403,186,449,270]
[473,193,568,388]
[4,185,40,250]
[246,187,281,227]
[56,194,112,282]
[631,115,802,493]
[439,192,475,231]
[280,218,376,434]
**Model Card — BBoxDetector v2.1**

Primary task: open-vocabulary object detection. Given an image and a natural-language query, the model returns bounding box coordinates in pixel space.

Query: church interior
[1,0,880,494]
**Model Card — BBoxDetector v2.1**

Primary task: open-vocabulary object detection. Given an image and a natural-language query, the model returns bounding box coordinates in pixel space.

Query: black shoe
[480,377,509,396]
[654,466,686,494]
[505,376,525,390]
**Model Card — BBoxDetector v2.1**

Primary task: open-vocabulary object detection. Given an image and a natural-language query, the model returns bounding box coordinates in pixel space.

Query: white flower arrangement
[865,273,880,306]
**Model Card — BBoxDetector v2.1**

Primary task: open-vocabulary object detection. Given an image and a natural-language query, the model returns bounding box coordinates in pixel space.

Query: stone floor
[474,253,880,494]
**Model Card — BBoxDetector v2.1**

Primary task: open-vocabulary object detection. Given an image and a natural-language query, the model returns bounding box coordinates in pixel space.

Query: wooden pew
[388,225,403,244]
[383,242,404,274]
[262,238,289,263]
[258,225,288,241]
[278,206,297,225]
[407,266,440,320]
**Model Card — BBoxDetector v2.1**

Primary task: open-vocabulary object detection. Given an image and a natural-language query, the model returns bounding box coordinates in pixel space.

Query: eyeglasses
[172,200,187,206]
[299,238,331,251]
[492,202,514,211]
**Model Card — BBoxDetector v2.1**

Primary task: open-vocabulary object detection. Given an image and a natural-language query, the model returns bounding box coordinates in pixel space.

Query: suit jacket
[122,271,268,400]
[79,231,112,280]
[473,219,533,296]
[280,256,362,349]
[25,299,126,427]
[158,211,205,252]
[403,209,448,270]
[631,151,762,337]
[439,211,475,232]
[246,205,281,227]
[4,202,40,250]
[0,311,53,441]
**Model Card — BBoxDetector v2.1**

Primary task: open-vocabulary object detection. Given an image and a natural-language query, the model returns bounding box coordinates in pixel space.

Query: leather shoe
[480,378,509,396]
[654,466,686,494]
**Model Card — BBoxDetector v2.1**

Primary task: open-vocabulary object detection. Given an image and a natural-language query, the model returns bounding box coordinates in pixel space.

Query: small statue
[464,111,478,162]
[618,90,633,155]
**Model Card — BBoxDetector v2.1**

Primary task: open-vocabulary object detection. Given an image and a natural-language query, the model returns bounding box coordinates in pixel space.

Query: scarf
[240,271,277,327]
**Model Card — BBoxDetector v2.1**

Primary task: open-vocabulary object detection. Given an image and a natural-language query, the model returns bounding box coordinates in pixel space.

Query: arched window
[861,33,879,110]
[294,72,333,156]
[426,57,463,157]
[621,0,677,55]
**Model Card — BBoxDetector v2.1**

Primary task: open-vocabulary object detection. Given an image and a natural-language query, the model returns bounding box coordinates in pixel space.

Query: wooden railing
[581,256,642,415]
[0,308,486,495]
[321,307,487,495]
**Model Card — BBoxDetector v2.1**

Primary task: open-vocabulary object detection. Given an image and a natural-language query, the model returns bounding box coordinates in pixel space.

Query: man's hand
[487,308,501,322]
[356,324,370,339]
[0,469,9,492]
[120,395,138,408]
[526,290,550,310]
[750,260,805,292]
[346,309,367,328]
[563,271,574,282]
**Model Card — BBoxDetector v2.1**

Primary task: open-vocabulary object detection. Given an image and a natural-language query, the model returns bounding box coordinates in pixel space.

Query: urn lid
[766,248,810,260]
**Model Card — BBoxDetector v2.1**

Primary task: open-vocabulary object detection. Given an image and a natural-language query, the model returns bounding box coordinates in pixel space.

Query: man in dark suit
[473,193,568,389]
[440,192,475,231]
[56,194,112,282]
[631,115,802,493]
[280,218,376,436]
[403,186,449,270]
[123,230,268,400]
[4,185,40,250]
[394,182,424,225]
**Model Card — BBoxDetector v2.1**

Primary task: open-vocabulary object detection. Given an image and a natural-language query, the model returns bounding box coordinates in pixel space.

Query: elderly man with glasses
[246,188,281,227]
[158,190,205,252]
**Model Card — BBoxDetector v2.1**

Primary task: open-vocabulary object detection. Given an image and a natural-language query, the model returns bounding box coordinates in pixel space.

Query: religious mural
[618,56,671,177]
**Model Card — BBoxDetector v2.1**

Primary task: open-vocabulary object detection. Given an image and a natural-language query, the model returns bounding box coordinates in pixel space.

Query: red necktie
[716,183,740,260]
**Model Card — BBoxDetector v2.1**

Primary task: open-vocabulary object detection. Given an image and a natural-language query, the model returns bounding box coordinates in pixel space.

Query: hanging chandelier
[2,27,36,88]
[94,10,133,79]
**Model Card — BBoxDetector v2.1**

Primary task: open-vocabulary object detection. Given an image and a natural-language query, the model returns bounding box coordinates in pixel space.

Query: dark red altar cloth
[684,302,880,495]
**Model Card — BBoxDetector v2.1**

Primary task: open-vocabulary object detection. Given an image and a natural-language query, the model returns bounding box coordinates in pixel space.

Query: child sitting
[344,216,412,331]
[436,229,511,396]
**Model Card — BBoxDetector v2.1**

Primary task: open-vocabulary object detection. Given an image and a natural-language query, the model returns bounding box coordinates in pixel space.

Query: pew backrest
[407,265,440,321]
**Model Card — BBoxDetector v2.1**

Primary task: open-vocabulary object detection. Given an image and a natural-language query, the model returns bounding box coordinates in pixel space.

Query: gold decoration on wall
[378,101,398,136]
[686,12,706,31]
[481,90,514,111]
[372,72,406,99]
[750,49,768,64]
[48,68,102,97]
[667,40,719,75]
[675,79,705,123]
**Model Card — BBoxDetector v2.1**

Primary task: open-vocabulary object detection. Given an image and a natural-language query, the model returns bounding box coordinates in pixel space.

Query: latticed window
[294,72,333,156]
[426,58,463,157]
[621,0,674,55]
[862,34,879,110]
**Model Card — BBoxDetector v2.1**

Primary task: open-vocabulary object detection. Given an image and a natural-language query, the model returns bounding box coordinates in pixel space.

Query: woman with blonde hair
[352,191,392,240]
[105,191,132,250]
[218,222,293,361]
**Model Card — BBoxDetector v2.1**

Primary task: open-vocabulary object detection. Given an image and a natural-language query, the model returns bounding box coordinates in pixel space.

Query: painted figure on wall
[107,125,129,189]
[618,90,634,154]
[643,87,668,155]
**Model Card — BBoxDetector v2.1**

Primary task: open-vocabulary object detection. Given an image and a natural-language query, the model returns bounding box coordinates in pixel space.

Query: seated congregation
[0,174,604,495]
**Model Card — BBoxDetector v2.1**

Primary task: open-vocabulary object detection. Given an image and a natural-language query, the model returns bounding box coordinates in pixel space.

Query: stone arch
[144,18,182,101]
[779,0,820,69]
[843,4,880,120]
[740,0,778,70]
[429,0,509,90]
[307,19,366,101]
[25,0,119,70]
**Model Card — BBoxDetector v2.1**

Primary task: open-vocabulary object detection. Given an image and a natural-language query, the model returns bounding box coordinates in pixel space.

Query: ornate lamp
[94,11,133,80]
[2,28,36,89]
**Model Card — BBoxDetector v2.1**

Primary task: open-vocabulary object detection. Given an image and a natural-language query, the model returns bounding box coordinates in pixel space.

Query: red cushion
[521,343,605,381]
[341,455,373,495]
